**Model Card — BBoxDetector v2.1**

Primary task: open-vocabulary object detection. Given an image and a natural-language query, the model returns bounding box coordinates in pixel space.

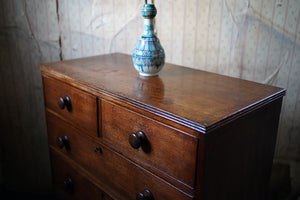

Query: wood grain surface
[101,100,198,188]
[47,112,193,200]
[42,76,98,135]
[40,53,286,133]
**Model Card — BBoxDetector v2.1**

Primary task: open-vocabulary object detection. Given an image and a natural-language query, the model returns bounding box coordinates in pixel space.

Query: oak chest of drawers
[40,53,286,200]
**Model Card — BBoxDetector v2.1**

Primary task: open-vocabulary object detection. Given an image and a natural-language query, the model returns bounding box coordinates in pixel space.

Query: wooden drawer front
[42,76,97,135]
[50,150,104,200]
[47,112,193,200]
[101,100,198,188]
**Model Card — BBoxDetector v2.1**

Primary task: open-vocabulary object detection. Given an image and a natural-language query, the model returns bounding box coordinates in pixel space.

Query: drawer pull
[136,189,154,200]
[56,136,70,149]
[94,147,102,154]
[129,131,147,149]
[63,177,73,193]
[57,96,72,111]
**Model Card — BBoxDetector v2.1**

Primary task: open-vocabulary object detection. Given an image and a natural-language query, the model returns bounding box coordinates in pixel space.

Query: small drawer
[42,76,97,135]
[47,112,193,200]
[50,150,105,200]
[101,100,198,188]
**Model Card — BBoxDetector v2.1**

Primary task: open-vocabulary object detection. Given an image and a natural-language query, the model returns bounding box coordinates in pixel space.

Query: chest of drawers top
[40,53,285,134]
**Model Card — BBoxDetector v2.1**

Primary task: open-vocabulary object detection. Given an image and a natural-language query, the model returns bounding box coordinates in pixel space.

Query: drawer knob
[56,135,70,149]
[129,131,147,149]
[136,189,154,200]
[94,147,102,154]
[57,96,72,111]
[63,177,73,193]
[57,97,65,109]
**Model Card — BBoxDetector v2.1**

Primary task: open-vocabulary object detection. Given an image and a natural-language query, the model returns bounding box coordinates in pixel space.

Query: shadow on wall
[269,162,300,200]
[0,17,52,193]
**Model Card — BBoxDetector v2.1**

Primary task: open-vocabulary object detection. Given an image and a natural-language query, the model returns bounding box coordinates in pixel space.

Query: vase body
[132,3,165,77]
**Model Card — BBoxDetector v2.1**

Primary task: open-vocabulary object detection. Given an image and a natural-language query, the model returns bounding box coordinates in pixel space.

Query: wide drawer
[50,149,106,200]
[101,100,198,188]
[47,112,193,200]
[42,76,98,135]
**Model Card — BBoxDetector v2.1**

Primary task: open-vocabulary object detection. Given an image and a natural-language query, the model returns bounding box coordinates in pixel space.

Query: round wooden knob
[94,147,102,153]
[129,131,146,149]
[57,96,72,111]
[64,96,72,111]
[56,137,64,148]
[63,177,73,192]
[57,97,65,109]
[56,136,69,149]
[136,189,154,200]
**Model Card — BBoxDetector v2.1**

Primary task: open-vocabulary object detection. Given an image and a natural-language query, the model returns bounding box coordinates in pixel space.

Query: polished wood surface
[40,53,285,133]
[42,76,98,135]
[40,53,286,200]
[47,111,105,176]
[47,112,192,200]
[101,100,198,188]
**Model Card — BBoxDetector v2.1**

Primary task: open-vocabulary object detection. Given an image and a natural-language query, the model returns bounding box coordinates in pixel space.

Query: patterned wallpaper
[0,0,299,190]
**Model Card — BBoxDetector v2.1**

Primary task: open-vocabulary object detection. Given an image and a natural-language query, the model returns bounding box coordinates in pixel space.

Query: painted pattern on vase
[132,3,165,77]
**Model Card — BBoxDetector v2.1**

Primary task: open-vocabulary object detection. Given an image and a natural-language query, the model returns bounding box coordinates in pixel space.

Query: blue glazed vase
[132,2,165,77]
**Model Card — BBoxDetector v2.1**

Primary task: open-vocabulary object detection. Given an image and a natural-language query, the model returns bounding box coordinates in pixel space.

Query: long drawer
[47,111,193,200]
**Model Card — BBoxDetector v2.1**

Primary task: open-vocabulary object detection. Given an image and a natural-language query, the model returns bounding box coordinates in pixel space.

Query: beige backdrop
[0,0,299,194]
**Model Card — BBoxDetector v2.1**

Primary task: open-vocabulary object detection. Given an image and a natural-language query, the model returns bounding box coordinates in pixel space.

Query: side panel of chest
[201,99,283,200]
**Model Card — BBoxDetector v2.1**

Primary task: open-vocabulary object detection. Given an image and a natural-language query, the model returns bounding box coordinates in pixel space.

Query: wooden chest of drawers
[40,53,286,200]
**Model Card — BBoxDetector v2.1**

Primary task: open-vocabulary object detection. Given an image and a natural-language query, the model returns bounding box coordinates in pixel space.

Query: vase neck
[142,19,155,37]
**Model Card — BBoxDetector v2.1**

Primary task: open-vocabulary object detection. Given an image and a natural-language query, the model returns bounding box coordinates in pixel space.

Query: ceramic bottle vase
[132,2,165,77]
